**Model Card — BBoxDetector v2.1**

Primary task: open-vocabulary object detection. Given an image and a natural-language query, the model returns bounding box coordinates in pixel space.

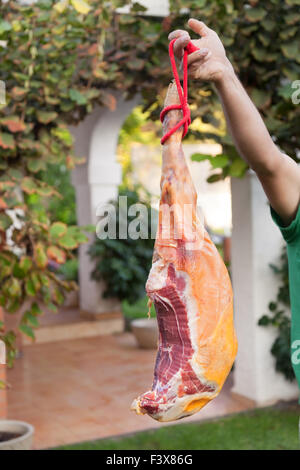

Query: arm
[169,19,300,224]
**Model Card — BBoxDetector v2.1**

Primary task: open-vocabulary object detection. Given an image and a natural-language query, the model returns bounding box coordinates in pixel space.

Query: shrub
[258,248,294,381]
[88,187,156,304]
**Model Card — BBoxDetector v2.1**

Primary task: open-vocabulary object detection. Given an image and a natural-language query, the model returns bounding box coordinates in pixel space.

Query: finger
[173,34,191,59]
[168,29,190,41]
[188,18,210,37]
[188,52,212,75]
[187,48,209,66]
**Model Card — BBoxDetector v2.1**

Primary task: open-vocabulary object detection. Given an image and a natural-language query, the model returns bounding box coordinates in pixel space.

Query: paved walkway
[7,333,254,449]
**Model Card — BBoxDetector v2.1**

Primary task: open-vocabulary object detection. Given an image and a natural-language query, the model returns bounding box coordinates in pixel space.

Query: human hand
[168,18,234,84]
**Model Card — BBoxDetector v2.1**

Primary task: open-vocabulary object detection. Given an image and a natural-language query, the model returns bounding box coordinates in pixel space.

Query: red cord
[160,39,199,145]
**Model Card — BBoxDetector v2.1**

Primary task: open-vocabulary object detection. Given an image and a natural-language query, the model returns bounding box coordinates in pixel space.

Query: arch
[70,94,141,316]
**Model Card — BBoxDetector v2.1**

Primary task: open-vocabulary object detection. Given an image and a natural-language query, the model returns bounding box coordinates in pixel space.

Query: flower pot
[131,318,158,349]
[0,420,34,450]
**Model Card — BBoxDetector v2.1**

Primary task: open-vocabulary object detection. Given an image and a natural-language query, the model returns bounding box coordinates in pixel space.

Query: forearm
[215,65,281,174]
[215,65,300,223]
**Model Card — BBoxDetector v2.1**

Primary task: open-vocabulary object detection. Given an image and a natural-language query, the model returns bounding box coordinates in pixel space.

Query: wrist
[214,59,236,89]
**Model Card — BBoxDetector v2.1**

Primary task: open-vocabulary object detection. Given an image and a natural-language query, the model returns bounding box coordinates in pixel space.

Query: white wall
[231,172,299,404]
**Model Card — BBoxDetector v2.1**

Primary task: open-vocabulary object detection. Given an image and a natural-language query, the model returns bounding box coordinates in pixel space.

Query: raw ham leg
[131,82,238,422]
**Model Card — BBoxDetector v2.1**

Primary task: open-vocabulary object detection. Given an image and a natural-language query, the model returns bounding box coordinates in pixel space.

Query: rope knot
[160,39,198,145]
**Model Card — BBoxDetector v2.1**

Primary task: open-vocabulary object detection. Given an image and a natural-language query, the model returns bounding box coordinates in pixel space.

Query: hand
[168,18,234,84]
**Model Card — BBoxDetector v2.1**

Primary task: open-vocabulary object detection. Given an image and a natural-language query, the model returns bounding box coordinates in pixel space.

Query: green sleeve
[270,204,300,244]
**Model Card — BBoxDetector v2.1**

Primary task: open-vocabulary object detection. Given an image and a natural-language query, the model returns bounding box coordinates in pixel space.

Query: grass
[57,406,300,450]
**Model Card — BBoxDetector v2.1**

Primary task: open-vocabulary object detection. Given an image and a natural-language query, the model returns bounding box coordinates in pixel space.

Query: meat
[131,82,238,422]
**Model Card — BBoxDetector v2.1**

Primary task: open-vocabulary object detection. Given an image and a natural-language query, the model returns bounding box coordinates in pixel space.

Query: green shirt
[271,204,300,399]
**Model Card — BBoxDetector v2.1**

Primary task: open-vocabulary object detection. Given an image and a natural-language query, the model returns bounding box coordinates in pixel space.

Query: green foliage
[57,258,79,282]
[88,187,155,303]
[122,295,156,321]
[27,163,77,226]
[258,248,294,381]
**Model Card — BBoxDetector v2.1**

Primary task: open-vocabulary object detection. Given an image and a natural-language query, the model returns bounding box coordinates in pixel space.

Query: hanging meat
[131,81,238,422]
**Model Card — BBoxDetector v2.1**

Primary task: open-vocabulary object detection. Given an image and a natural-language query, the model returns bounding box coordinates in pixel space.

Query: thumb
[188,18,210,37]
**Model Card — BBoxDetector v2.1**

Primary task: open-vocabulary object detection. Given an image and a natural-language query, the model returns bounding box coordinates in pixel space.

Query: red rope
[160,39,199,145]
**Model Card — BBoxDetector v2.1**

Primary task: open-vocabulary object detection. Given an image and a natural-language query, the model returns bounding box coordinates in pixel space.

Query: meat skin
[131,82,238,422]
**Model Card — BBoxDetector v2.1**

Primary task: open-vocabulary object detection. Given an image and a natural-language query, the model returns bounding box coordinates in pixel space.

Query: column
[71,95,140,316]
[231,171,298,405]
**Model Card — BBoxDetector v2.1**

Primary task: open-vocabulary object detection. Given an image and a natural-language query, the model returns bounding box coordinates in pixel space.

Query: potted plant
[89,187,159,348]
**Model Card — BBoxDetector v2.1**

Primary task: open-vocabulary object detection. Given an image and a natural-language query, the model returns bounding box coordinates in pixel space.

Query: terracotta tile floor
[7,333,254,449]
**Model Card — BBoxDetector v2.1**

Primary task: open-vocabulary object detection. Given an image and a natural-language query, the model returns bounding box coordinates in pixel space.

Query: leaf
[245,7,266,22]
[36,111,58,124]
[52,287,64,305]
[34,243,48,269]
[0,21,12,35]
[207,174,223,183]
[25,279,36,297]
[21,177,37,194]
[251,89,272,110]
[27,159,46,173]
[19,324,35,340]
[47,246,66,264]
[0,116,26,133]
[36,185,57,197]
[31,302,42,316]
[70,0,91,14]
[0,133,14,150]
[69,89,87,105]
[19,256,33,274]
[25,313,39,328]
[229,158,248,178]
[0,197,7,209]
[0,180,14,191]
[258,315,271,326]
[58,235,78,250]
[11,87,27,100]
[54,0,69,13]
[210,155,229,169]
[191,153,212,162]
[46,302,58,313]
[39,273,50,287]
[50,222,67,239]
[278,83,293,101]
[6,278,21,297]
[281,42,299,60]
[31,272,41,292]
[51,127,73,146]
[0,213,12,230]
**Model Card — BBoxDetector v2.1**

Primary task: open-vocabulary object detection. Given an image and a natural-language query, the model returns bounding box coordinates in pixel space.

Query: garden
[0,0,299,452]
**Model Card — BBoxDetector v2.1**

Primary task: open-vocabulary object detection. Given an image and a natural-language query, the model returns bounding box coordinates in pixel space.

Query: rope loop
[160,39,198,145]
